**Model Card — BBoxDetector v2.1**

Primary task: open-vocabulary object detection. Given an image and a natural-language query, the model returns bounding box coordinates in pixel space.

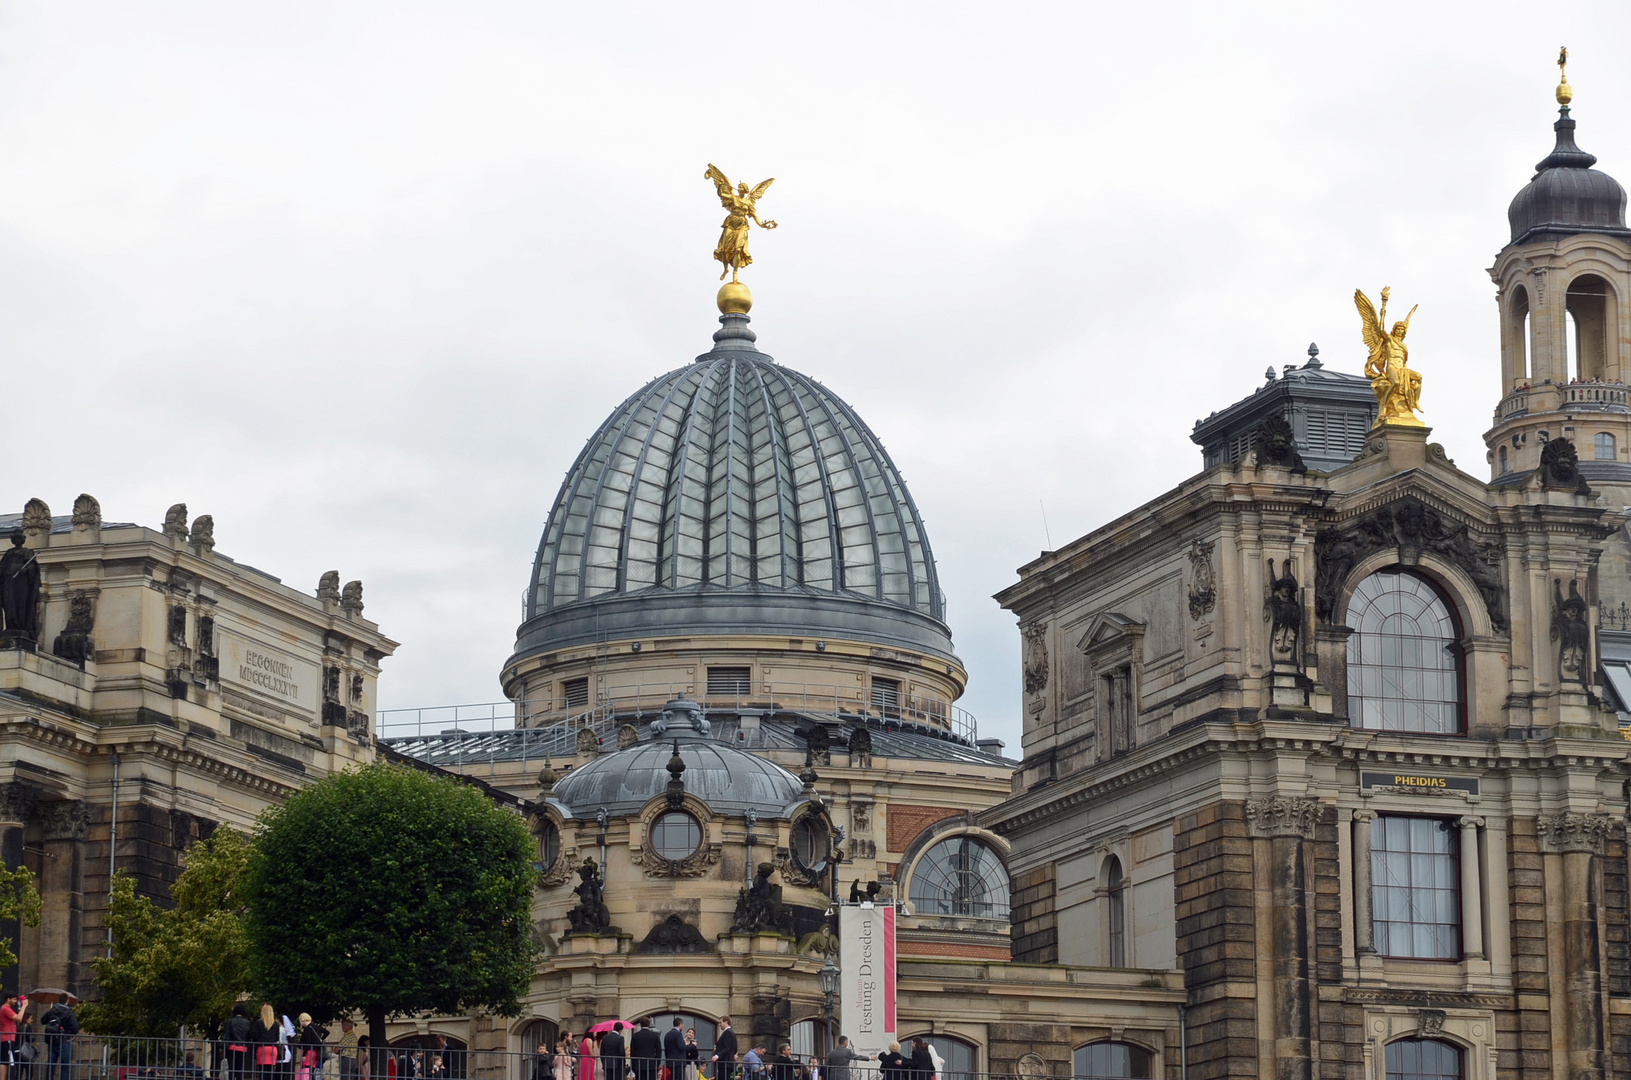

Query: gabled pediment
[1078,612,1146,658]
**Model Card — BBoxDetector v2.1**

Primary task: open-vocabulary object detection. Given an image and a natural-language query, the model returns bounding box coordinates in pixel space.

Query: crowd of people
[542,1018,943,1080]
[0,997,947,1080]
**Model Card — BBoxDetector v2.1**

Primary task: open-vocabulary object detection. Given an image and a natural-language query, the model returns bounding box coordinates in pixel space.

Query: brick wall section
[1010,863,1057,963]
[1605,827,1631,1080]
[1309,812,1362,1080]
[1174,801,1257,1080]
[1502,818,1550,1080]
[885,805,962,852]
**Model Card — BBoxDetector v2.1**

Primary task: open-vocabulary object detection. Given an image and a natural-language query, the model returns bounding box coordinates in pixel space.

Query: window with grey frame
[1384,1038,1461,1080]
[1372,815,1460,959]
[1105,855,1127,968]
[1104,665,1134,756]
[1345,570,1464,734]
[1073,1041,1152,1079]
[1597,431,1617,460]
[908,835,1010,919]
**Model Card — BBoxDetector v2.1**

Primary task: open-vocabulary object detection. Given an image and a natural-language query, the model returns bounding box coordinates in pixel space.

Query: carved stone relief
[189,515,215,554]
[340,580,365,617]
[1022,624,1049,696]
[1264,559,1303,666]
[1540,437,1591,494]
[636,914,712,954]
[1188,539,1216,619]
[1551,578,1590,682]
[163,503,189,540]
[632,840,723,879]
[1536,811,1613,854]
[1253,414,1307,472]
[317,571,341,603]
[40,800,91,842]
[21,498,51,538]
[1244,796,1322,839]
[71,494,101,532]
[0,782,41,826]
[1314,496,1507,631]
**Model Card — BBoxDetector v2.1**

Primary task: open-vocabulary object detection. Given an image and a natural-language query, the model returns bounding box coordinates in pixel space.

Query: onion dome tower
[503,260,968,735]
[1487,50,1631,491]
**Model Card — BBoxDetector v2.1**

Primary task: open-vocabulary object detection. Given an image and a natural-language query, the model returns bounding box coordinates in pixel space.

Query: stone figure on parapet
[705,165,777,283]
[1355,287,1424,427]
[564,858,612,935]
[0,531,41,644]
[731,862,789,934]
[1552,578,1590,681]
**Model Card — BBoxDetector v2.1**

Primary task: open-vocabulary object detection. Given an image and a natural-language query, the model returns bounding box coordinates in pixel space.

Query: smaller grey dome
[552,736,805,818]
[1509,109,1630,244]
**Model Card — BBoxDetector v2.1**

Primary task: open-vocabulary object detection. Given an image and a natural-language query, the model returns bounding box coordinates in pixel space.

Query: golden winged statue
[1354,286,1424,427]
[705,164,777,282]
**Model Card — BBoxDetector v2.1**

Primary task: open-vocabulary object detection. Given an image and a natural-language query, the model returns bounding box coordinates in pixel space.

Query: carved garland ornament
[631,841,723,879]
[1536,811,1613,854]
[1244,796,1323,839]
[1313,495,1507,631]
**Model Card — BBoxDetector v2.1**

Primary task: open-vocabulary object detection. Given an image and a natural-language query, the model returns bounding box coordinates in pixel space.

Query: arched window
[1105,856,1127,968]
[791,1019,830,1059]
[1498,446,1508,473]
[539,819,561,873]
[639,1014,716,1056]
[1384,1038,1462,1080]
[912,1035,977,1080]
[1567,275,1611,381]
[1597,432,1617,460]
[521,1020,561,1055]
[908,835,1009,919]
[792,816,830,874]
[1345,570,1463,734]
[650,811,702,860]
[1508,284,1530,384]
[1073,1041,1152,1079]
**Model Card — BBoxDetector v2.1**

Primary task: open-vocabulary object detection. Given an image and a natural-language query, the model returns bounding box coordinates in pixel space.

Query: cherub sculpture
[705,164,777,282]
[1355,287,1423,426]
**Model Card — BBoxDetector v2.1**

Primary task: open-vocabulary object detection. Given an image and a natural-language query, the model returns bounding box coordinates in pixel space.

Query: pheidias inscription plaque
[218,629,319,716]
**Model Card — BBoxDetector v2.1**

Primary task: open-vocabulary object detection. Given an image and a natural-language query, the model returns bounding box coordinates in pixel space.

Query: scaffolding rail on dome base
[375,680,981,772]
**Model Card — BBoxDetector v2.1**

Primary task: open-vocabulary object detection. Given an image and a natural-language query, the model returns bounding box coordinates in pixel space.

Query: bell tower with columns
[1486,51,1631,494]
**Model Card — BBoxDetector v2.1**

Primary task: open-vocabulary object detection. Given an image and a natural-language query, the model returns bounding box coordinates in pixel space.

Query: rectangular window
[562,677,589,709]
[1372,815,1460,959]
[706,666,752,697]
[871,677,901,716]
[1104,665,1134,757]
[1596,431,1617,460]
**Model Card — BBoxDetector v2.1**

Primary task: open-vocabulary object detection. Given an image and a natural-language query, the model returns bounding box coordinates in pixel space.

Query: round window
[539,820,561,872]
[651,811,702,860]
[792,817,829,873]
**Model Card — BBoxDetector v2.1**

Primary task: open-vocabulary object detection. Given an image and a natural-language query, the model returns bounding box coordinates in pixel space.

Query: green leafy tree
[244,763,538,1052]
[81,829,253,1038]
[0,864,42,971]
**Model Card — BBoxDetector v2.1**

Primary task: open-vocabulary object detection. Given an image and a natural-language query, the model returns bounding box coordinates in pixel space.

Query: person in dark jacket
[767,1046,795,1080]
[711,1018,737,1080]
[876,1044,904,1080]
[907,1042,933,1080]
[629,1019,661,1080]
[222,1004,255,1080]
[661,1020,685,1080]
[600,1027,627,1080]
[253,1005,282,1080]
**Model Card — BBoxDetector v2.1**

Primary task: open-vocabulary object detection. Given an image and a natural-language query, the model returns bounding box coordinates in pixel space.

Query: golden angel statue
[1354,286,1424,427]
[705,164,777,282]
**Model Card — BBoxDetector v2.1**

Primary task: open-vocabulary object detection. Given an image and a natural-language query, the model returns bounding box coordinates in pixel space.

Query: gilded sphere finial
[718,281,753,314]
[1556,45,1573,106]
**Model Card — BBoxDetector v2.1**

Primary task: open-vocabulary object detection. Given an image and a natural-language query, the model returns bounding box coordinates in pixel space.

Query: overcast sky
[2,2,1627,750]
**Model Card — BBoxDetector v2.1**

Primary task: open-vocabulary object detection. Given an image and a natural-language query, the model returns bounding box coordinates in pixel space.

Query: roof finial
[1556,46,1572,108]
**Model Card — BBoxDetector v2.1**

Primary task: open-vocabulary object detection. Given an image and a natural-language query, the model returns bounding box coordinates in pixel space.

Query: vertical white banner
[838,903,897,1064]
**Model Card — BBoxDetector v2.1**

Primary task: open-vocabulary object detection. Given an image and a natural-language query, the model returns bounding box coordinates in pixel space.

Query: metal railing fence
[377,680,978,749]
[3,1036,1142,1080]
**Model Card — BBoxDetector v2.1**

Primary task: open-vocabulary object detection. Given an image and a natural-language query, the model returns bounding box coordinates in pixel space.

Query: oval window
[792,817,829,873]
[651,811,702,860]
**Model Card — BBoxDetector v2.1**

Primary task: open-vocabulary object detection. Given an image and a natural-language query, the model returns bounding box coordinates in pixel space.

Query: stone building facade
[0,498,395,999]
[985,80,1631,1080]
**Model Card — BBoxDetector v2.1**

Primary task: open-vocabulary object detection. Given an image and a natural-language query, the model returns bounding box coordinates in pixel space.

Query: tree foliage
[81,829,253,1038]
[243,763,538,1038]
[0,864,42,971]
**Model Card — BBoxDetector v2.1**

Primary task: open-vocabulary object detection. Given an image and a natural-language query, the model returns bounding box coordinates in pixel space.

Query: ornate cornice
[1536,811,1614,854]
[540,847,580,889]
[1245,796,1324,839]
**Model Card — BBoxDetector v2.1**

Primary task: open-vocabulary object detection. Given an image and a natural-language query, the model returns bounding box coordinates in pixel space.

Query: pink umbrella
[588,1021,632,1035]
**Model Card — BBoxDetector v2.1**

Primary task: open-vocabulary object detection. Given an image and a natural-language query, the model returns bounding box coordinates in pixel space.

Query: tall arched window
[1105,856,1127,968]
[908,835,1009,919]
[916,1036,976,1080]
[1346,570,1463,734]
[1597,432,1617,460]
[1073,1041,1152,1079]
[1384,1038,1461,1080]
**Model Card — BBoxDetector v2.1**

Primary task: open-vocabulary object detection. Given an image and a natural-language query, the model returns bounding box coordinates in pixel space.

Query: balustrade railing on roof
[1498,379,1631,418]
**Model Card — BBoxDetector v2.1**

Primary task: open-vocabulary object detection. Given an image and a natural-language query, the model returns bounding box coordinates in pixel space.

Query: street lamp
[819,956,839,1053]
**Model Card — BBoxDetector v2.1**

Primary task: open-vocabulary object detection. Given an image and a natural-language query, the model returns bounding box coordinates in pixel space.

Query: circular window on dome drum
[650,811,702,860]
[792,816,829,874]
[538,820,561,872]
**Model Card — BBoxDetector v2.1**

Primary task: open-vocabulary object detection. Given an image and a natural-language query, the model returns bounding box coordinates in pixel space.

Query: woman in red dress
[577,1034,597,1080]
